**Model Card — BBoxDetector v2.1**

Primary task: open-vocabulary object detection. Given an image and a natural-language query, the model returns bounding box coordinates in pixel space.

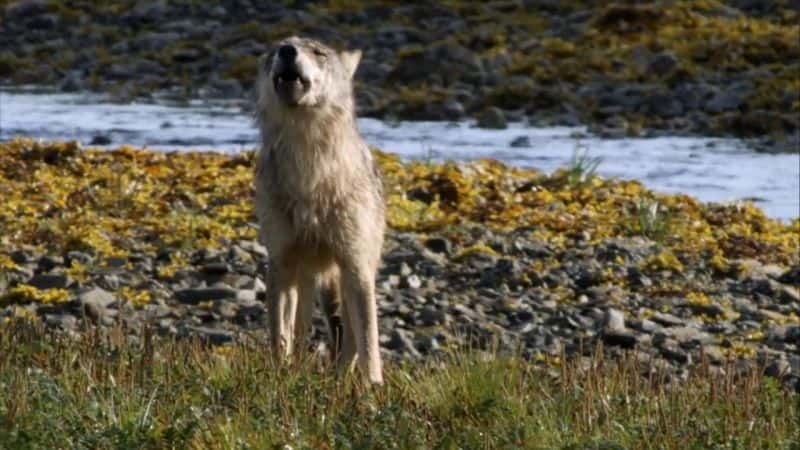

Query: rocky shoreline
[1,139,798,390]
[1,1,798,151]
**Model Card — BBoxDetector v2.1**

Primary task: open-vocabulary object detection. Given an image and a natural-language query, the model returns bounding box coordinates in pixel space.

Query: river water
[1,90,797,220]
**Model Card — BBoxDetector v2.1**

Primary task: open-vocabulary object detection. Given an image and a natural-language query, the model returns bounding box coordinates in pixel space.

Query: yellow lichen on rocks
[0,138,797,271]
[0,285,70,305]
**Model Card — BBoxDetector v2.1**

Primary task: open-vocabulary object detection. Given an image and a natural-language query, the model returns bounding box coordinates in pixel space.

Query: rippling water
[1,90,797,220]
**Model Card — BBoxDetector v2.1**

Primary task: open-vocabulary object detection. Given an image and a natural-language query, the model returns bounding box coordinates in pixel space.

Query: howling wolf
[254,36,385,384]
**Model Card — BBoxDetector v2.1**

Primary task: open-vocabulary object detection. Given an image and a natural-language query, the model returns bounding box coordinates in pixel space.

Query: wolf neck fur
[262,104,363,202]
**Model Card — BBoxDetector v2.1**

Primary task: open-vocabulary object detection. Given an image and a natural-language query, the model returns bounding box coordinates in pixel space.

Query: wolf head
[258,36,361,113]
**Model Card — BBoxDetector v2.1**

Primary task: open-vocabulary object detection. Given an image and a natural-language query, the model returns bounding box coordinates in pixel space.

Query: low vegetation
[0,321,797,449]
[0,139,798,447]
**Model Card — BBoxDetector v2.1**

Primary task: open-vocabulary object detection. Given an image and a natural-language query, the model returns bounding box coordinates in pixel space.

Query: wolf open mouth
[273,68,309,91]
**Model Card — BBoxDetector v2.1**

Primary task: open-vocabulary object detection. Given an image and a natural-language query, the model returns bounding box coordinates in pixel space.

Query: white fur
[254,36,385,384]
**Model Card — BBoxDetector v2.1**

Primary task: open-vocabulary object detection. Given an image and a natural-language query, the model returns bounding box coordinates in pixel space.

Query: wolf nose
[278,45,297,61]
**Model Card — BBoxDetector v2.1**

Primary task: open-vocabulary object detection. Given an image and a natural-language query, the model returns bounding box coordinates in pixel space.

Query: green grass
[632,198,673,242]
[1,321,797,449]
[566,145,603,187]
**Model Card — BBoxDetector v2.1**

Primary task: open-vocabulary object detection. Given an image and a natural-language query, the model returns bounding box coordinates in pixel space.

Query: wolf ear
[339,50,362,79]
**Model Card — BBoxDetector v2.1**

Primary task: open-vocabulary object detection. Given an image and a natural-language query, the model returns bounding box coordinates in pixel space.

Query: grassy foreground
[1,322,797,449]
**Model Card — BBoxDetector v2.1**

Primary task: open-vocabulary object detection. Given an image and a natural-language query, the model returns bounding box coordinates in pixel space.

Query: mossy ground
[1,138,798,358]
[1,138,796,265]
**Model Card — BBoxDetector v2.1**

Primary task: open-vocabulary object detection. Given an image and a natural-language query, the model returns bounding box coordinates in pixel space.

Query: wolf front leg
[340,262,383,384]
[294,266,326,357]
[267,261,298,359]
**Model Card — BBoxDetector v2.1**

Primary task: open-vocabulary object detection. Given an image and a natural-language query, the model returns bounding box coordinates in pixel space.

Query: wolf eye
[313,49,327,58]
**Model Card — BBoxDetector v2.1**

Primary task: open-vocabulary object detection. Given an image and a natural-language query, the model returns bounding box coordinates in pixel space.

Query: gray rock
[701,345,726,364]
[60,73,84,92]
[38,255,64,272]
[181,325,234,345]
[418,305,447,326]
[661,344,691,365]
[675,82,716,111]
[765,359,791,378]
[629,318,662,334]
[214,301,239,320]
[104,256,128,268]
[385,274,401,288]
[79,288,116,321]
[135,32,181,51]
[645,93,684,118]
[777,265,800,286]
[175,287,238,304]
[599,85,650,111]
[647,52,678,75]
[658,326,714,347]
[442,100,465,118]
[209,5,227,17]
[650,312,684,327]
[5,0,47,18]
[626,266,652,287]
[10,250,34,264]
[66,251,93,266]
[123,0,169,24]
[603,308,626,332]
[210,78,243,98]
[96,274,120,291]
[688,302,729,318]
[399,262,413,277]
[28,273,71,290]
[423,237,451,255]
[602,330,638,348]
[44,314,77,331]
[201,262,230,276]
[704,92,742,113]
[510,136,531,148]
[390,41,482,86]
[27,13,59,30]
[477,107,507,129]
[384,329,421,357]
[237,240,268,259]
[785,325,800,344]
[416,334,441,354]
[401,274,422,290]
[171,48,203,63]
[235,289,258,304]
[375,27,430,49]
[132,58,166,76]
[90,135,112,145]
[110,41,130,55]
[779,286,800,304]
